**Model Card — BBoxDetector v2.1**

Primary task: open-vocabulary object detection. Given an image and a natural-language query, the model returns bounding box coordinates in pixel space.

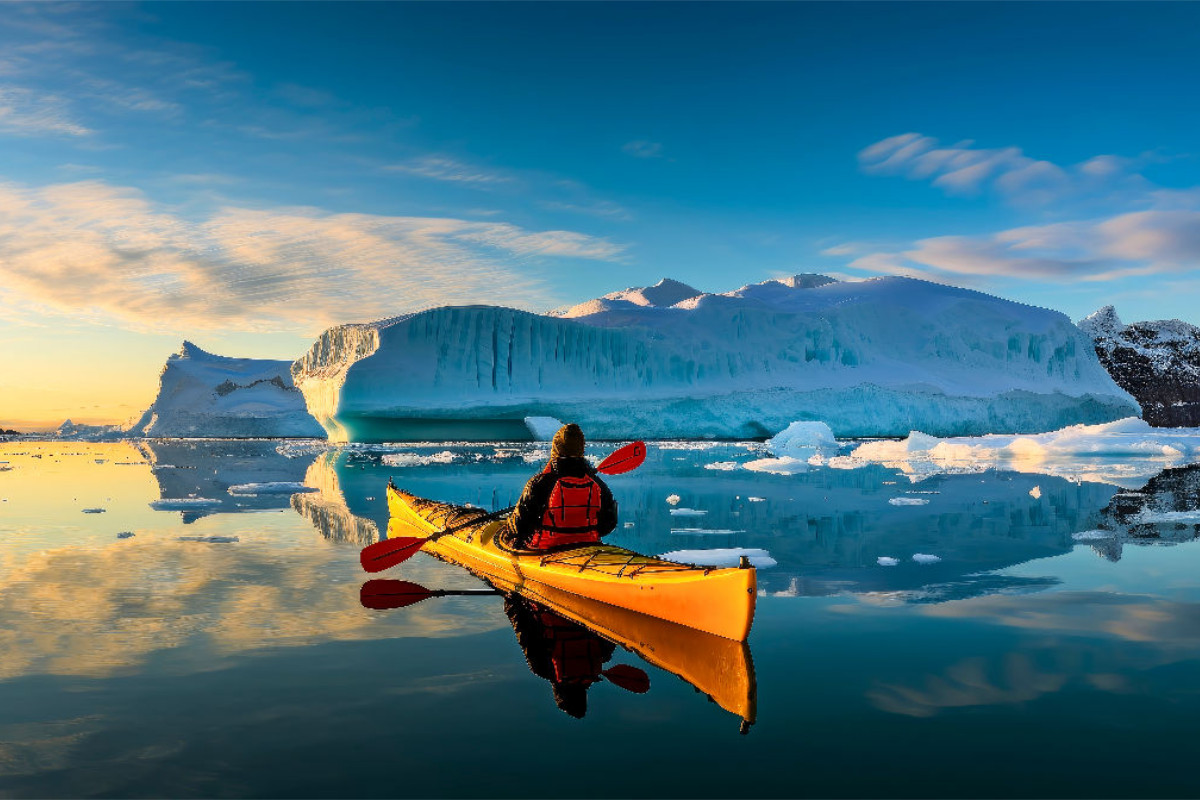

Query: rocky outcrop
[1079,306,1200,427]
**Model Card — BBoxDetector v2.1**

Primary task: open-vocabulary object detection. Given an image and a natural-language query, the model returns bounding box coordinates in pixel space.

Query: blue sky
[2,2,1200,426]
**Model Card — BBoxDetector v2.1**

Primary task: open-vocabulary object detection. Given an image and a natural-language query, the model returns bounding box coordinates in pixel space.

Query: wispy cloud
[0,177,627,334]
[385,156,513,185]
[848,210,1200,284]
[623,140,664,159]
[859,133,1159,207]
[0,86,92,136]
[847,133,1200,286]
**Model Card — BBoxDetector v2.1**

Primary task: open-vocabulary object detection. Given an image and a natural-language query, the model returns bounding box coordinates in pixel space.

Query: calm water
[2,439,1200,798]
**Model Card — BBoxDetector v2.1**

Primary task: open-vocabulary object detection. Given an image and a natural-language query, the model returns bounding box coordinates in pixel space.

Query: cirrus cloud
[0,177,627,334]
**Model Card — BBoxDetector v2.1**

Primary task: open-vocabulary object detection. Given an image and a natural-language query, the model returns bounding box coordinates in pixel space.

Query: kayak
[386,485,757,641]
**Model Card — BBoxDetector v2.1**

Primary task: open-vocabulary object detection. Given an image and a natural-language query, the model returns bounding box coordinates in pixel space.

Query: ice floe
[381,451,458,467]
[658,548,777,568]
[227,482,318,496]
[834,417,1200,487]
[668,508,708,517]
[150,498,222,510]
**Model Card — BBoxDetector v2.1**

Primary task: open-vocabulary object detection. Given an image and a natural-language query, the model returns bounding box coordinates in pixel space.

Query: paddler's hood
[546,456,594,477]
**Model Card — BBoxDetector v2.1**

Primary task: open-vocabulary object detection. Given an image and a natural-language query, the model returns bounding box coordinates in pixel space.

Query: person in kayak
[506,423,618,550]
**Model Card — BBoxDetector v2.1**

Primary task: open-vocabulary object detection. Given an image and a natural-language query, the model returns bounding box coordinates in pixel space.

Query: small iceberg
[150,498,222,510]
[177,535,240,543]
[227,482,318,496]
[381,451,458,467]
[81,508,106,514]
[659,548,776,568]
[889,497,930,506]
[877,556,900,566]
[912,553,942,564]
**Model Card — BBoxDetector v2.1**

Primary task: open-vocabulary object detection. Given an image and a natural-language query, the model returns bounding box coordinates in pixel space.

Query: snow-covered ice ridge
[292,275,1138,442]
[129,342,326,438]
[1079,306,1200,428]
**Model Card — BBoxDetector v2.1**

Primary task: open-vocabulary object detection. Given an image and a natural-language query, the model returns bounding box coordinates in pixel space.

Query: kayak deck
[387,486,756,641]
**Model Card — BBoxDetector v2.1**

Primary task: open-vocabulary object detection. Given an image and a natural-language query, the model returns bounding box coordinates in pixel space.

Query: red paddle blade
[360,579,435,610]
[359,536,426,573]
[601,664,651,693]
[597,440,646,476]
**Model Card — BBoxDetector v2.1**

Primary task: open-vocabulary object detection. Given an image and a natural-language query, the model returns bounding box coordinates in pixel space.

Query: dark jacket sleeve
[594,474,618,537]
[509,471,556,547]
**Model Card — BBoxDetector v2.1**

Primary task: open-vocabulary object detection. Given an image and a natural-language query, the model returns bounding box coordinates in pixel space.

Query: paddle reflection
[360,576,757,732]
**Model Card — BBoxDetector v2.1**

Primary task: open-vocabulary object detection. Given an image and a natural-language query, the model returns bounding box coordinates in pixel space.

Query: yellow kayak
[386,485,757,641]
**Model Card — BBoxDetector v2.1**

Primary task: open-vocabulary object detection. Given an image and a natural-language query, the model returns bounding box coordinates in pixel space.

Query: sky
[2,2,1200,429]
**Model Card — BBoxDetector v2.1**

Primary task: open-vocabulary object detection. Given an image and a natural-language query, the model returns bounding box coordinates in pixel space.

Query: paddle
[599,663,651,693]
[360,579,651,693]
[360,439,647,573]
[360,579,500,610]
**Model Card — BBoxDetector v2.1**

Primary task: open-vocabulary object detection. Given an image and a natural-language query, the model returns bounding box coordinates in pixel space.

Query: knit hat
[550,423,586,459]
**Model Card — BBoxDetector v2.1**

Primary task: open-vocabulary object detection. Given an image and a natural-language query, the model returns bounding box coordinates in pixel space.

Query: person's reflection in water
[503,593,616,718]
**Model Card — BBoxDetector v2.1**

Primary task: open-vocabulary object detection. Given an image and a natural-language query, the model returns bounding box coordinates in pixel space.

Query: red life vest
[528,474,602,550]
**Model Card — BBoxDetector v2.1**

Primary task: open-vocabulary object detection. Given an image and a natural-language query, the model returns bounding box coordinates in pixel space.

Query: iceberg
[129,342,325,439]
[292,275,1138,442]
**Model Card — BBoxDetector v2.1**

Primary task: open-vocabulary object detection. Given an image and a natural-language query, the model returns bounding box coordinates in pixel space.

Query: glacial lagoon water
[3,439,1200,797]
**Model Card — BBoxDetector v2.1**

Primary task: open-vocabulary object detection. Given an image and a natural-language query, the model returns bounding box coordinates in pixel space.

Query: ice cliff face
[129,342,325,438]
[292,275,1139,442]
[1079,306,1200,427]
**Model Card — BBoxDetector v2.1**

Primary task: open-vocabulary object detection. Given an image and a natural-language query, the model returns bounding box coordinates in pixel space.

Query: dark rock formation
[1079,306,1200,427]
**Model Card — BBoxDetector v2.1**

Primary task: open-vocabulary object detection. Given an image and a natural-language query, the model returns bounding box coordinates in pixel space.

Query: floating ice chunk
[841,418,1200,487]
[766,421,840,460]
[1135,509,1200,523]
[1072,530,1113,541]
[659,548,776,568]
[665,494,681,506]
[669,508,707,517]
[623,522,635,528]
[228,482,318,496]
[276,441,330,459]
[177,535,240,543]
[743,456,810,475]
[877,556,900,566]
[116,531,135,539]
[747,496,766,503]
[670,527,746,535]
[912,553,942,564]
[150,498,222,510]
[888,497,930,506]
[381,451,458,467]
[704,461,739,471]
[524,416,564,441]
[1029,485,1042,499]
[81,508,106,514]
